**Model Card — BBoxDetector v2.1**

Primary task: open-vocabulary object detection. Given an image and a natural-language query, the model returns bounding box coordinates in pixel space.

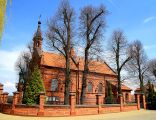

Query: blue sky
[0,0,156,94]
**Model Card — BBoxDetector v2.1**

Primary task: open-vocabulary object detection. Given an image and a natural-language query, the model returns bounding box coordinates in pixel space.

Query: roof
[121,85,132,91]
[41,52,117,75]
[134,83,156,92]
[135,88,141,92]
[109,81,132,91]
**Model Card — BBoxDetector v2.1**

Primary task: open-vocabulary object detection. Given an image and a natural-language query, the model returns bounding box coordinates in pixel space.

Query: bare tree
[128,40,148,93]
[148,59,156,81]
[15,41,33,94]
[46,0,75,105]
[109,30,132,95]
[79,5,107,104]
[15,51,31,92]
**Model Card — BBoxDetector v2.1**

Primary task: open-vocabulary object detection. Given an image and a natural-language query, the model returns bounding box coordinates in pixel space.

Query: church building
[19,21,132,105]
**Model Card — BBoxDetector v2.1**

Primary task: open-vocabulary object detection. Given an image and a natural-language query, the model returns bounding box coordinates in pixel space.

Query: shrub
[23,66,44,105]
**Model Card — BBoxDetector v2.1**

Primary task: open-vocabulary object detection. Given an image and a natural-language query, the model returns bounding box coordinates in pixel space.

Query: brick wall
[101,105,120,113]
[44,105,70,116]
[41,66,117,105]
[13,105,39,116]
[1,104,12,114]
[75,106,98,115]
[0,84,141,117]
[0,92,140,116]
[123,105,138,111]
[0,103,139,116]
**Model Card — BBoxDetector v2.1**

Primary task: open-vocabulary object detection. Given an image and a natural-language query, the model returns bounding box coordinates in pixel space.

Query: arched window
[51,79,58,91]
[98,83,103,93]
[125,93,129,101]
[88,82,93,92]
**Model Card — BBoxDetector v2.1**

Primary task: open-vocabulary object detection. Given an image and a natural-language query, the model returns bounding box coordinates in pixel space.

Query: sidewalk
[0,110,156,120]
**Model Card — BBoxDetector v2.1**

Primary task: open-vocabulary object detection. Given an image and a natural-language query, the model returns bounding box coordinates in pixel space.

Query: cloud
[3,81,16,95]
[0,48,23,94]
[143,17,156,24]
[0,50,20,72]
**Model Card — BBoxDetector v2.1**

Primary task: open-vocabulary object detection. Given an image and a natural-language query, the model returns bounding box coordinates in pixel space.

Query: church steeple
[33,20,43,50]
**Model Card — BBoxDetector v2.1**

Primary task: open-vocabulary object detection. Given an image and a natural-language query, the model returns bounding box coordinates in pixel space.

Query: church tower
[31,20,43,67]
[33,20,43,51]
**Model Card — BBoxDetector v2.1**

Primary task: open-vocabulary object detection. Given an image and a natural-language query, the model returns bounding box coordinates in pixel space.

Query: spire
[36,20,42,37]
[33,18,43,50]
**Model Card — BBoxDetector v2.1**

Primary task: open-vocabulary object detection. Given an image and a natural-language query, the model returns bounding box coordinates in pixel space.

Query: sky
[0,0,156,94]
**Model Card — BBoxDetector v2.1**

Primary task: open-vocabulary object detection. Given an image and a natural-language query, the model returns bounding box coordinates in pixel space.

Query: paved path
[0,110,156,120]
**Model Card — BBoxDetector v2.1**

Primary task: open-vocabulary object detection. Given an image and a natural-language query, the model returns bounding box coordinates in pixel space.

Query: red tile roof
[135,88,141,92]
[109,81,132,91]
[41,52,117,75]
[121,85,132,91]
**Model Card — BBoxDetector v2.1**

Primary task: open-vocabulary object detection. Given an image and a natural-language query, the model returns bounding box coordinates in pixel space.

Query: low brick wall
[75,105,98,115]
[101,105,120,113]
[123,104,138,111]
[0,91,142,117]
[13,104,39,116]
[1,103,12,114]
[44,105,70,116]
[0,103,139,116]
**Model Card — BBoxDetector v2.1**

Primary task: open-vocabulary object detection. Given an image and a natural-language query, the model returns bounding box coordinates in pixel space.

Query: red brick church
[18,21,132,105]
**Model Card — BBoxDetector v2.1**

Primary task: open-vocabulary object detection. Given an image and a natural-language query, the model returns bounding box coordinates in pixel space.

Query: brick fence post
[119,94,124,111]
[0,94,2,112]
[122,92,125,104]
[96,94,102,114]
[0,84,3,95]
[2,92,9,104]
[0,92,8,112]
[137,94,140,110]
[11,92,19,114]
[0,84,3,104]
[18,92,23,104]
[70,92,76,116]
[142,94,146,109]
[18,83,23,104]
[0,95,2,104]
[38,92,45,116]
[128,93,131,102]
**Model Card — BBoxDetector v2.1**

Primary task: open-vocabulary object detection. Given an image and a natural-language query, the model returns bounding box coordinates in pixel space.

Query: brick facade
[40,66,118,104]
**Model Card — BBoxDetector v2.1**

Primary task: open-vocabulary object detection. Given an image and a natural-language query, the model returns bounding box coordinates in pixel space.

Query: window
[125,93,129,101]
[98,83,103,93]
[46,96,60,102]
[51,79,58,91]
[88,82,93,92]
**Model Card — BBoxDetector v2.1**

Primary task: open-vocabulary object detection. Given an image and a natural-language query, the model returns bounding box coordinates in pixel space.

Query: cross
[39,15,41,21]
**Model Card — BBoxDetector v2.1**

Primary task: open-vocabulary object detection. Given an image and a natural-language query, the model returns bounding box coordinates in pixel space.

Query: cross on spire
[38,14,41,25]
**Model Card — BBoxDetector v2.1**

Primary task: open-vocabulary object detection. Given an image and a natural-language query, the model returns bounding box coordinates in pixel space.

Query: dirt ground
[0,110,156,120]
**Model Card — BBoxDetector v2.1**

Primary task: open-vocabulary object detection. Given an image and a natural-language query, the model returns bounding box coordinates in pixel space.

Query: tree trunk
[80,49,89,104]
[116,41,122,95]
[117,72,122,95]
[64,52,71,105]
[64,22,71,105]
[138,61,144,94]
